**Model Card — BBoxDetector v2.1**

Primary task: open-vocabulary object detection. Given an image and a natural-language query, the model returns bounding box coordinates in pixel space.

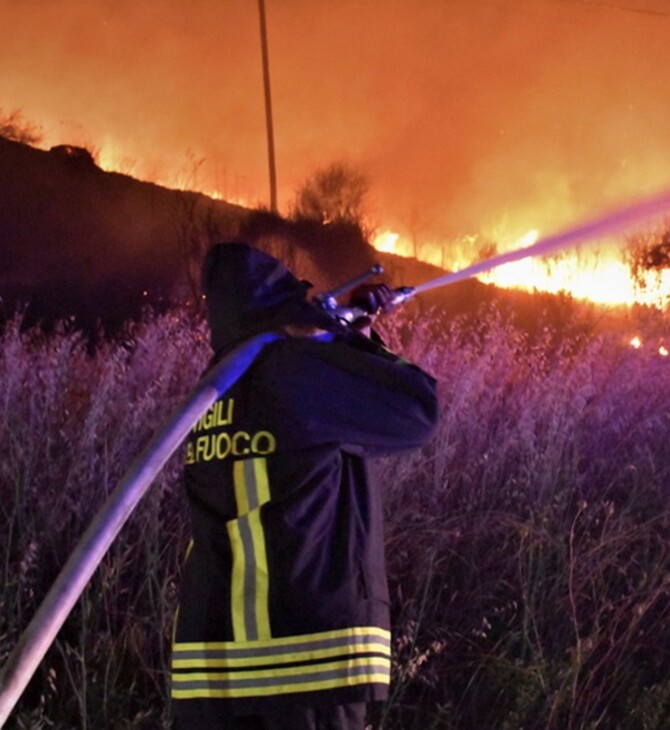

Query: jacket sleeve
[252,333,439,456]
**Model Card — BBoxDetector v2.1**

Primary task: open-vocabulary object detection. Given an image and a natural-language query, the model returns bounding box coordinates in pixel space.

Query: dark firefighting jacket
[171,243,438,720]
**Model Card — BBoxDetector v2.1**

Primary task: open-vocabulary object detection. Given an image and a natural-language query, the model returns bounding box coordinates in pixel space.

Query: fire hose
[2,187,670,724]
[0,332,282,726]
[319,188,670,323]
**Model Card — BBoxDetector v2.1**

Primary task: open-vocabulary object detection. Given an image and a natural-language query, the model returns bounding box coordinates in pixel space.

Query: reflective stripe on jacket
[172,626,391,700]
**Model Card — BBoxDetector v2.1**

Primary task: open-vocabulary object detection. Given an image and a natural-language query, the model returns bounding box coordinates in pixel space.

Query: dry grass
[379,307,670,729]
[0,311,209,728]
[2,302,670,728]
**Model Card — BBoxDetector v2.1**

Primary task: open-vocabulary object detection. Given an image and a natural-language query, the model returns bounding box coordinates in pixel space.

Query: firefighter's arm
[257,336,439,455]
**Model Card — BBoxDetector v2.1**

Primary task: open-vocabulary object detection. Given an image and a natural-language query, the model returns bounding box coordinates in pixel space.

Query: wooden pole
[258,0,277,211]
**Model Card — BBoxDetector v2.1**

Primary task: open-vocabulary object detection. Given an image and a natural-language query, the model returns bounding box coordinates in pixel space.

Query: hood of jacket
[202,242,336,354]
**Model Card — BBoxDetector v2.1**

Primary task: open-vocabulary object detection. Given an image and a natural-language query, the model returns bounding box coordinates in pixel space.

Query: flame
[92,131,670,311]
[97,136,137,176]
[372,230,447,267]
[628,336,670,356]
[94,136,251,206]
[4,0,670,278]
[373,231,399,253]
[479,242,666,307]
[372,227,670,308]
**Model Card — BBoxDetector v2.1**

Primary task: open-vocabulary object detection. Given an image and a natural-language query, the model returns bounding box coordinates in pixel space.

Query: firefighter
[171,242,439,730]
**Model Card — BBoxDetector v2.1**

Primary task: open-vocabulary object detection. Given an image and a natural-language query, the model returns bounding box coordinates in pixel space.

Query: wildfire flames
[76,132,670,313]
[94,128,670,311]
[372,227,670,308]
[3,0,670,314]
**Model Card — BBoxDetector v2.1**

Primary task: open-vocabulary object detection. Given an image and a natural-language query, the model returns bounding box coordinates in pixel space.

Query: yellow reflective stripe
[248,508,271,639]
[253,457,270,505]
[172,636,390,669]
[233,460,250,514]
[174,625,390,653]
[173,639,391,669]
[229,458,272,642]
[172,656,391,700]
[173,627,391,667]
[175,656,390,682]
[171,627,392,700]
[226,520,247,640]
[233,458,271,515]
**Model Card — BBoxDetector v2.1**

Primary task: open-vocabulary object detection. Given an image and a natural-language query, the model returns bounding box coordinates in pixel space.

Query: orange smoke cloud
[1,0,670,260]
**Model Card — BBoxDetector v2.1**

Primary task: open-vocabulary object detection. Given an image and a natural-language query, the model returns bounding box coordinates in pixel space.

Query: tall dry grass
[0,310,210,728]
[1,302,670,728]
[380,307,670,729]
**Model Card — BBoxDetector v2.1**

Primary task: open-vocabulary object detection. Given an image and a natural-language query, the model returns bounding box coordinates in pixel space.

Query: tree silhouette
[292,162,369,227]
[0,109,42,146]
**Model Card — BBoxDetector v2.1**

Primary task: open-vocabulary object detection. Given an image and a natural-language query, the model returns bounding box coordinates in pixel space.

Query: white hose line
[0,331,281,727]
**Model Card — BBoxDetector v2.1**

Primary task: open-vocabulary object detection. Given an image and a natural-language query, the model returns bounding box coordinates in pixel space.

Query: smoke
[1,0,669,255]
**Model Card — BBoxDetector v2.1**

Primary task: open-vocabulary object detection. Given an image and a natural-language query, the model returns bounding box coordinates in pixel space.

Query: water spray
[316,188,670,322]
[414,188,670,296]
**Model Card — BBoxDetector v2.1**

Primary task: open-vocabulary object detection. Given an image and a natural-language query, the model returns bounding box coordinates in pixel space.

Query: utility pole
[258,0,277,212]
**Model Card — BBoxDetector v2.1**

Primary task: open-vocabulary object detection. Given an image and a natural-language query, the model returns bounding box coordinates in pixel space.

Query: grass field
[2,301,670,729]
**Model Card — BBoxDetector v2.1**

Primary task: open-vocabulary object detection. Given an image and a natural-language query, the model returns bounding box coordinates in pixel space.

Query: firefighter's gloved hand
[347,283,394,332]
[348,283,395,315]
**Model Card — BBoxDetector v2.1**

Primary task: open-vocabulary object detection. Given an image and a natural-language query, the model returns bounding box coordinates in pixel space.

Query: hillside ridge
[1,136,607,340]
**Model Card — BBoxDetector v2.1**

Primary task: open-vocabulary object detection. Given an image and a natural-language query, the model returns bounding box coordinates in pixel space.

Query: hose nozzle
[381,286,416,313]
[314,264,384,311]
[313,263,416,325]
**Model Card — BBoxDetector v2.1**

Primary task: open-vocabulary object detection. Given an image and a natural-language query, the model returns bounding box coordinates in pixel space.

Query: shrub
[0,109,43,146]
[625,222,670,308]
[291,161,369,229]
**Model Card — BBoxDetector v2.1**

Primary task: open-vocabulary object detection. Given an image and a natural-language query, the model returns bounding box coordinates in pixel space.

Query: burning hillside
[373,205,670,309]
[0,137,470,332]
[1,0,670,311]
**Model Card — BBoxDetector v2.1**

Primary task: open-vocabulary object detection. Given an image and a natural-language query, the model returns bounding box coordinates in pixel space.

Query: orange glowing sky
[2,0,670,276]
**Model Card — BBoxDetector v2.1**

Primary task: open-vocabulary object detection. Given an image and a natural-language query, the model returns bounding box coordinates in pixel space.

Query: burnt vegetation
[626,221,670,305]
